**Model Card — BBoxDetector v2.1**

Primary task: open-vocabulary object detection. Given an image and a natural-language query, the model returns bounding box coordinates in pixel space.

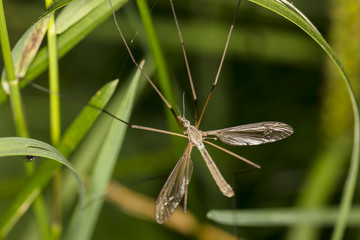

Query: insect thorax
[186,125,203,147]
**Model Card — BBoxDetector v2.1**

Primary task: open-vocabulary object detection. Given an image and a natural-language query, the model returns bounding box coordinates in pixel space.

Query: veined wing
[155,144,193,224]
[204,122,294,146]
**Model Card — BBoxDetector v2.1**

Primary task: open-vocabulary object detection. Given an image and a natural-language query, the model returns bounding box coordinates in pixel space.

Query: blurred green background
[0,0,359,239]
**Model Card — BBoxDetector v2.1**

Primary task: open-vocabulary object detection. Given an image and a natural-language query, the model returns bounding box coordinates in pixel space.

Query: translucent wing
[155,144,193,224]
[204,122,294,146]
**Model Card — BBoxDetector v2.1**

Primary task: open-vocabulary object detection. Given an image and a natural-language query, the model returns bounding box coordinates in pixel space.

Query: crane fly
[106,0,294,224]
[154,119,293,223]
[17,0,294,224]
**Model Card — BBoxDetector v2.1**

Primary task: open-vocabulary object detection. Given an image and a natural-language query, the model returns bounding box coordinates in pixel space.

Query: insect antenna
[169,0,198,125]
[108,0,184,133]
[182,92,186,117]
[196,0,243,128]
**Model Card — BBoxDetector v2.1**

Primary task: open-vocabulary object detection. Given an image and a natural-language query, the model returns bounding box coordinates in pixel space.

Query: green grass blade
[135,0,177,107]
[0,0,30,138]
[56,0,107,34]
[37,0,75,22]
[246,1,360,239]
[0,16,49,86]
[26,0,128,81]
[64,62,144,240]
[135,0,182,155]
[207,207,360,226]
[0,0,128,105]
[0,137,84,239]
[0,0,15,85]
[1,5,52,237]
[58,80,119,156]
[286,135,352,240]
[59,55,151,212]
[0,80,118,239]
[0,137,85,197]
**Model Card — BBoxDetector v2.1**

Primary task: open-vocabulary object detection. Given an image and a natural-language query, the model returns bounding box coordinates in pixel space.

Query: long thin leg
[169,0,198,125]
[196,0,242,128]
[28,80,188,139]
[203,140,260,169]
[108,0,184,133]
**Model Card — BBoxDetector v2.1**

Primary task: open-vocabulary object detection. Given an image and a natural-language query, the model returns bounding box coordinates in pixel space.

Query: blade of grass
[0,3,50,238]
[135,0,182,154]
[58,79,118,156]
[0,137,84,199]
[37,0,75,22]
[55,0,108,34]
[64,61,144,240]
[286,134,352,240]
[0,80,118,239]
[60,54,152,210]
[0,15,50,105]
[0,0,29,138]
[246,1,360,239]
[207,207,360,226]
[135,0,177,108]
[45,0,62,237]
[0,16,50,83]
[46,2,61,147]
[0,137,85,239]
[0,0,128,105]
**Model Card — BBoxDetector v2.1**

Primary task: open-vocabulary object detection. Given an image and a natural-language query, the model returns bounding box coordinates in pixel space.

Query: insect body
[155,116,293,223]
[106,0,294,224]
[24,0,294,226]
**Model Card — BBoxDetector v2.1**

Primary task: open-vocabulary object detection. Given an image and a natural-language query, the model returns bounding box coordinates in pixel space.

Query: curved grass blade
[246,1,360,239]
[0,137,84,239]
[0,80,118,239]
[64,61,144,240]
[0,137,84,199]
[207,207,360,226]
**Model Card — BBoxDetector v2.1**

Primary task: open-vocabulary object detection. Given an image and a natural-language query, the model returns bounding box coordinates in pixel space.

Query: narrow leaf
[1,16,50,95]
[56,0,106,34]
[0,80,118,239]
[64,61,144,240]
[0,137,84,238]
[247,1,360,239]
[57,79,119,156]
[0,0,128,105]
[207,207,360,226]
[0,137,84,200]
[37,0,75,22]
